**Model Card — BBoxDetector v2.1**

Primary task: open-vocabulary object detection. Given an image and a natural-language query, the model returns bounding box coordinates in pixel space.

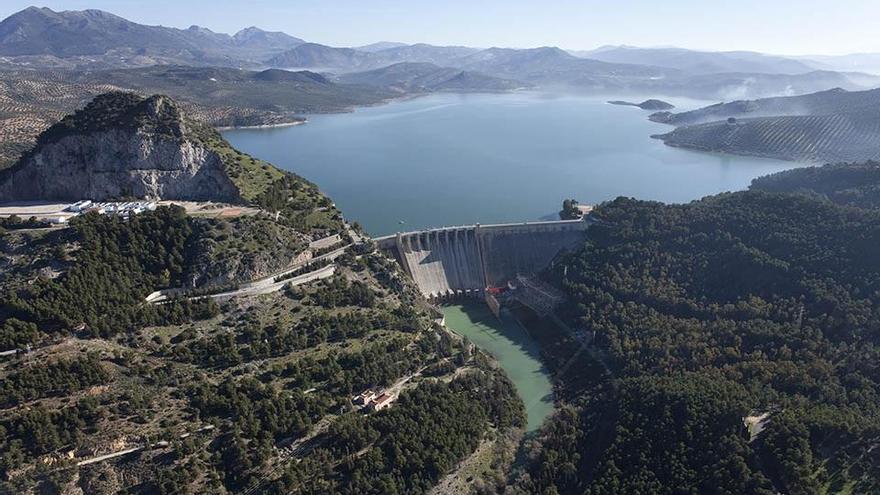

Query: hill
[511,177,880,494]
[354,41,409,52]
[0,66,394,169]
[266,42,377,71]
[338,62,527,92]
[369,43,479,67]
[751,161,880,208]
[453,46,677,85]
[650,87,880,162]
[0,92,307,202]
[650,87,880,126]
[0,92,524,494]
[267,42,481,73]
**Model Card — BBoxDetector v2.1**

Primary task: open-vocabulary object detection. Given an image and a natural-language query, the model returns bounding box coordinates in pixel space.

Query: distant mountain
[268,42,480,72]
[0,6,303,67]
[266,42,376,71]
[659,70,874,101]
[371,43,480,66]
[355,41,409,52]
[339,62,527,92]
[453,46,676,86]
[799,53,880,75]
[579,46,815,75]
[0,6,873,100]
[651,87,880,163]
[0,7,205,57]
[231,27,305,56]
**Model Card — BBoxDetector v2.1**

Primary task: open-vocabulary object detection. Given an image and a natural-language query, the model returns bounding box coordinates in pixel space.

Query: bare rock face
[0,92,241,202]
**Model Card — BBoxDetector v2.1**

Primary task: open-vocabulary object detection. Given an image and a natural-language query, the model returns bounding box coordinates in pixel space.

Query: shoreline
[215,120,307,131]
[217,88,534,133]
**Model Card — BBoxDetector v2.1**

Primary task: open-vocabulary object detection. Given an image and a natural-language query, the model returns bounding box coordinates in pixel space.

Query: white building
[68,200,92,212]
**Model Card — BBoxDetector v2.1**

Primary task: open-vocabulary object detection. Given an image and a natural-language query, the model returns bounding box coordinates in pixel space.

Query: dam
[374,218,590,298]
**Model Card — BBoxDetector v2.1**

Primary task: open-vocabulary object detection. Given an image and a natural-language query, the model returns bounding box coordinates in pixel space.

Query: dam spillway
[374,218,589,298]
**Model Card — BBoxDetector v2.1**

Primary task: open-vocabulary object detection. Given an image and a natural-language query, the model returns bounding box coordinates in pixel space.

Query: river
[441,303,554,431]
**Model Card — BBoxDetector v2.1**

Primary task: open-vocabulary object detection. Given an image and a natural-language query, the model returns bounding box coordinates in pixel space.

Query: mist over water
[224,92,804,236]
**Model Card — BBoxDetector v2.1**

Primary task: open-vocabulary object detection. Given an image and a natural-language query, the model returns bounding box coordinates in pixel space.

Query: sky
[2,0,878,56]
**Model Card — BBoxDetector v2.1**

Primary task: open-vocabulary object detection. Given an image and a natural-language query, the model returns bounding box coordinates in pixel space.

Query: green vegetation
[3,206,219,337]
[265,369,524,494]
[514,189,880,494]
[559,198,583,220]
[0,355,108,408]
[752,160,880,209]
[0,200,516,494]
[0,215,50,232]
[192,124,286,202]
[34,92,187,146]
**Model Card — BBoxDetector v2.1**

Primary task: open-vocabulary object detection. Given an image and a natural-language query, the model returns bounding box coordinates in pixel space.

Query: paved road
[77,447,142,466]
[206,264,337,300]
[149,244,350,303]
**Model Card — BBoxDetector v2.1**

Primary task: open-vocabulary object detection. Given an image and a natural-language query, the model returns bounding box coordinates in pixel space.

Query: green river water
[441,303,554,431]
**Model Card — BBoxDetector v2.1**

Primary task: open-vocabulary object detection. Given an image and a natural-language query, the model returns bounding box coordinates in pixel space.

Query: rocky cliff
[0,92,243,202]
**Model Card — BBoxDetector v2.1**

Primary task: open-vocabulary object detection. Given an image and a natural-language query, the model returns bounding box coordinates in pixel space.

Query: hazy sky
[2,0,878,55]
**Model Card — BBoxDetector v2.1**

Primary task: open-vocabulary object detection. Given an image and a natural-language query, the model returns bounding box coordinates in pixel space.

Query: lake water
[222,91,803,432]
[223,91,803,237]
[441,303,554,431]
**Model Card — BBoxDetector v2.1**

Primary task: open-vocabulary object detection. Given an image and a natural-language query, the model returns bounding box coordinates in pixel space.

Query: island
[608,98,675,110]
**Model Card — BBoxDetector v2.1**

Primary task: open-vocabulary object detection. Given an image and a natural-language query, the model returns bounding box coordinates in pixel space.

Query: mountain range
[0,6,304,67]
[3,5,880,170]
[2,6,880,100]
[576,45,817,75]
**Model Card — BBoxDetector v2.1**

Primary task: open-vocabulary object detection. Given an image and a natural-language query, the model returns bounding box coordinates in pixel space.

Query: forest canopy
[516,183,880,495]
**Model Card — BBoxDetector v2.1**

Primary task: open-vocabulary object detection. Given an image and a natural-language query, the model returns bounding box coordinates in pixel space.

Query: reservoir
[441,303,554,431]
[222,91,804,432]
[223,91,804,237]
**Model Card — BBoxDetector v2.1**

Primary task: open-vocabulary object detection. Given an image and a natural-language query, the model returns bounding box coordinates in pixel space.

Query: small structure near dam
[373,218,590,299]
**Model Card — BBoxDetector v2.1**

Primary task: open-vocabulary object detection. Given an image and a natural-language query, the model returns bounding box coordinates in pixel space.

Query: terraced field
[652,86,880,162]
[651,87,880,126]
[655,113,880,163]
[0,76,126,168]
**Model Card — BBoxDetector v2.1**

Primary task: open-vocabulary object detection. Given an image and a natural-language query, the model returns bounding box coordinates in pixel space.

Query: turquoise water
[223,92,803,237]
[442,303,554,432]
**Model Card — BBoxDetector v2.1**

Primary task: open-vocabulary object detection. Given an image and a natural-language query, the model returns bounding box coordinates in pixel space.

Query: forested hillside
[0,95,523,494]
[752,161,880,208]
[513,187,880,494]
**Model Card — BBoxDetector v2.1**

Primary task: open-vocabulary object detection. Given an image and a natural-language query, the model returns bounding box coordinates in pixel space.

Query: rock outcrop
[0,92,241,202]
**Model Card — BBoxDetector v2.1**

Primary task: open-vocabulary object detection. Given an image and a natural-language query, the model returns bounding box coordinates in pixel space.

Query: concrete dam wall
[375,219,589,298]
